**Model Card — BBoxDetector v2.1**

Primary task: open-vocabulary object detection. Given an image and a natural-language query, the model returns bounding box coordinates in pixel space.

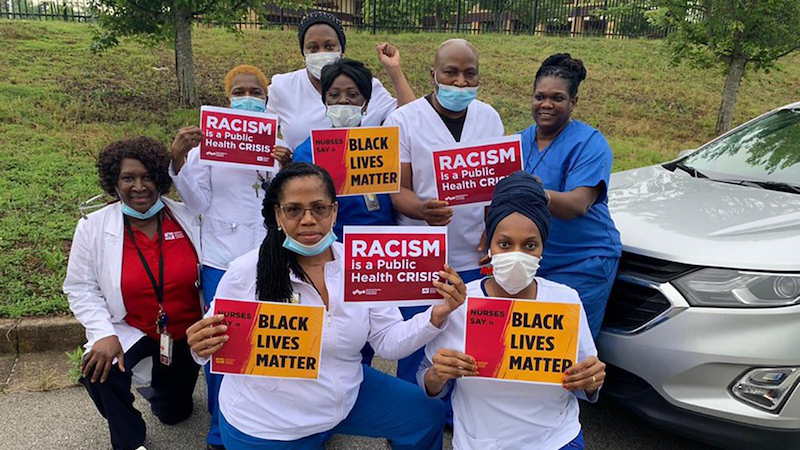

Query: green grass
[1,20,799,317]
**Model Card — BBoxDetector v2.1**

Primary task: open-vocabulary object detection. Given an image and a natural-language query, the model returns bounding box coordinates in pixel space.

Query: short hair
[223,65,270,97]
[320,58,373,104]
[96,137,172,197]
[534,53,587,98]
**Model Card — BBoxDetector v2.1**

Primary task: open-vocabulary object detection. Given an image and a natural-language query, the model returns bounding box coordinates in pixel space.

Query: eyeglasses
[279,203,335,221]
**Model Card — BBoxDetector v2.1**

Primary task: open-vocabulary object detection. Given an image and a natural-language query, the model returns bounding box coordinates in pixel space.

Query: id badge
[364,194,380,212]
[159,332,173,366]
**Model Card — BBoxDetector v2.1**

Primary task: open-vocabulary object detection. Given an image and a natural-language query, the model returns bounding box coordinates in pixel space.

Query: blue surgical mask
[435,74,478,112]
[120,197,165,220]
[231,96,267,113]
[282,229,337,256]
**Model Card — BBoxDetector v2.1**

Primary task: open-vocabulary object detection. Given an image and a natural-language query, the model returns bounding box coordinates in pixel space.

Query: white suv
[601,102,800,449]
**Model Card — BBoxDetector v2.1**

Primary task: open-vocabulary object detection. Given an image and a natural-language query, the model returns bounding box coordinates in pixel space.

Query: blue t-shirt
[518,120,622,270]
[293,136,396,240]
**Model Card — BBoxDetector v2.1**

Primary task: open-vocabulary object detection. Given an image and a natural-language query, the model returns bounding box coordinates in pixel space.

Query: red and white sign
[199,106,279,171]
[432,135,523,206]
[344,226,448,307]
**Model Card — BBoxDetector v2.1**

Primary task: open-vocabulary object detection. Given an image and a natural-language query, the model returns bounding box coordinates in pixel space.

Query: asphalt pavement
[0,358,714,450]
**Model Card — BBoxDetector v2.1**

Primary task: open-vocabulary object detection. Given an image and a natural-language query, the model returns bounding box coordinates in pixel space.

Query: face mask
[326,104,363,128]
[282,229,337,257]
[490,251,541,295]
[306,52,341,79]
[120,197,165,220]
[230,96,267,113]
[435,74,478,112]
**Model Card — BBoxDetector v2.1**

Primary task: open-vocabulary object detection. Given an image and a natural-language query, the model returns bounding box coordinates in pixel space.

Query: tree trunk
[174,9,198,107]
[715,55,747,135]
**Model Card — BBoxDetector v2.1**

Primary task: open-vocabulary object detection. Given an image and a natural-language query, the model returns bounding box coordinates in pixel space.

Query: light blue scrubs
[519,120,622,337]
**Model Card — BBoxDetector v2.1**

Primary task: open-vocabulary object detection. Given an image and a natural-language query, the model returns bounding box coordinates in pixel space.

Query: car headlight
[673,268,800,307]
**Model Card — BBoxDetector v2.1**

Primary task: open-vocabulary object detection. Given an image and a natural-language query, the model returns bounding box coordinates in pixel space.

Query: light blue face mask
[231,96,267,113]
[435,74,478,112]
[282,229,337,257]
[121,197,165,220]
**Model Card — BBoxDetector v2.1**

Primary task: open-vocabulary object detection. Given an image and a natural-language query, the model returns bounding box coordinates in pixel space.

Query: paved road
[0,360,714,450]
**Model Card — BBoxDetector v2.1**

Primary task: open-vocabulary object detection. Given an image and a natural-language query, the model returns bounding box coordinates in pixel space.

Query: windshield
[683,108,800,185]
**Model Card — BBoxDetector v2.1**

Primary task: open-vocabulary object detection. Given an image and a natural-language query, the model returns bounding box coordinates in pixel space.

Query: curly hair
[534,53,588,98]
[224,65,270,98]
[96,136,172,197]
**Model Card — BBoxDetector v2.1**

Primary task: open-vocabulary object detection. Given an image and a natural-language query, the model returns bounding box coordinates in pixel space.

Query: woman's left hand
[562,355,605,395]
[376,42,401,70]
[430,264,466,328]
[272,145,293,166]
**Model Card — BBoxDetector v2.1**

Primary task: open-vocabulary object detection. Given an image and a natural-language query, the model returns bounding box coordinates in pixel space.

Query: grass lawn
[1,20,799,317]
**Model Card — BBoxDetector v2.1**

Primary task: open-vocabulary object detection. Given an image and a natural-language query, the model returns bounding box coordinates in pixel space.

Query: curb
[0,316,84,355]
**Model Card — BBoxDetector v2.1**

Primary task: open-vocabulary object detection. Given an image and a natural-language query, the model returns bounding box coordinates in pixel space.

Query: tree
[90,0,312,107]
[651,0,800,134]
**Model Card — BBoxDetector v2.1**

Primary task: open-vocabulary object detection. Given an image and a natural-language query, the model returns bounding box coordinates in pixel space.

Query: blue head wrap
[485,171,551,245]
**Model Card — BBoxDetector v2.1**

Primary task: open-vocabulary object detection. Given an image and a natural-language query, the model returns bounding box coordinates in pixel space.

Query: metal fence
[1,0,668,38]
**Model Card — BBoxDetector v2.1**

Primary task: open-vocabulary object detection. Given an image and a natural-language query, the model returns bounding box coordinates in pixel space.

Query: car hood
[608,166,800,271]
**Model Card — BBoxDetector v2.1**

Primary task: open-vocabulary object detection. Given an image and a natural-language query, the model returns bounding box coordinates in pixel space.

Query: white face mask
[306,52,341,79]
[491,251,541,295]
[326,104,364,128]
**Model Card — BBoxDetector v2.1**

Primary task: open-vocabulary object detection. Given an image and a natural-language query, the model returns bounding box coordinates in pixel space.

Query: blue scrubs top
[293,136,396,241]
[519,120,622,271]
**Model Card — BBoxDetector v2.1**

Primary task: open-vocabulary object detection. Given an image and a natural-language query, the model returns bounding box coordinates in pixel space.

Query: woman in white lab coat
[187,162,464,450]
[64,137,203,450]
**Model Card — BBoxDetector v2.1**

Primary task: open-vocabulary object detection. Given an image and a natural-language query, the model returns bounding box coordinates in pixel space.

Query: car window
[685,109,800,184]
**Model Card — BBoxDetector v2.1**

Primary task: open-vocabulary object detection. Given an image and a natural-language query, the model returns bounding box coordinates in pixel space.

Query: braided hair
[534,53,587,98]
[256,163,337,302]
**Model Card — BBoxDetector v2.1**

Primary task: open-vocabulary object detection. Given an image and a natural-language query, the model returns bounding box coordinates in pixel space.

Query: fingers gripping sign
[425,348,478,396]
[422,199,453,226]
[562,355,606,395]
[187,314,229,358]
[430,264,466,328]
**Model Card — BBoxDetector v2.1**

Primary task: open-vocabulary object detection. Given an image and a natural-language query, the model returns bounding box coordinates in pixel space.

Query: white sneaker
[135,447,148,450]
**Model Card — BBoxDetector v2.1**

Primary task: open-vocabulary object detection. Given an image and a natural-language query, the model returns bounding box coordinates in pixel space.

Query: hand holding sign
[187,314,229,358]
[430,264,467,328]
[424,348,478,396]
[421,199,453,226]
[563,355,605,395]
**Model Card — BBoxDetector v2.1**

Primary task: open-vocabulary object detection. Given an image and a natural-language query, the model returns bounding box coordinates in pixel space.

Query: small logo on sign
[352,289,367,295]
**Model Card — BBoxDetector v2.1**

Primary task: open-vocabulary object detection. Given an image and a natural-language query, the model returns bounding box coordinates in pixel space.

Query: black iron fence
[1,0,668,38]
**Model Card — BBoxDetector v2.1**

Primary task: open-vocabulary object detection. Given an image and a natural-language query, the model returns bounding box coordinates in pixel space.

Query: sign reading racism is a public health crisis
[432,135,523,206]
[211,298,323,379]
[200,106,279,171]
[311,126,400,196]
[344,226,447,307]
[464,296,581,385]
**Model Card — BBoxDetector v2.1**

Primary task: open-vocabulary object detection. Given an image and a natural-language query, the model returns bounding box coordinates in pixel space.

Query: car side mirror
[677,149,695,158]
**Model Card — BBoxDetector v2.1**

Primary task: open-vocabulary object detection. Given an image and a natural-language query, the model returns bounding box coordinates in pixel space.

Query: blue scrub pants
[561,431,585,449]
[219,365,445,449]
[396,268,484,426]
[540,256,620,338]
[201,265,227,447]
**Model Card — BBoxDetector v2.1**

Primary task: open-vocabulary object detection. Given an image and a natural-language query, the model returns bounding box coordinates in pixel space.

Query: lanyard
[124,213,165,329]
[525,121,570,174]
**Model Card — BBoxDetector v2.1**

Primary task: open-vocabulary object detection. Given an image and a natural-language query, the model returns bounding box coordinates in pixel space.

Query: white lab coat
[192,242,447,440]
[169,140,287,271]
[267,69,398,149]
[384,98,505,273]
[63,198,202,357]
[420,277,598,450]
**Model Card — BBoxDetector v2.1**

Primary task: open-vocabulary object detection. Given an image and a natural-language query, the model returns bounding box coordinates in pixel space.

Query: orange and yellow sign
[311,126,400,196]
[464,296,581,385]
[211,298,324,379]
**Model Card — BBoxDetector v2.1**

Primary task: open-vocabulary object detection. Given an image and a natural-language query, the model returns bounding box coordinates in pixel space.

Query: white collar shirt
[194,242,446,440]
[422,277,598,450]
[266,69,398,150]
[384,98,505,272]
[169,139,286,270]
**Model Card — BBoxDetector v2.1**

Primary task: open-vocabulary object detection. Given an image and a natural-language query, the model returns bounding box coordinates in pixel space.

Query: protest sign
[211,298,323,379]
[311,127,400,196]
[344,226,447,307]
[199,106,279,171]
[432,135,523,206]
[464,296,580,385]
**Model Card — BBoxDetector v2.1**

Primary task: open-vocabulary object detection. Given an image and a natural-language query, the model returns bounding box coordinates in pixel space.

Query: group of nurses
[166,10,619,449]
